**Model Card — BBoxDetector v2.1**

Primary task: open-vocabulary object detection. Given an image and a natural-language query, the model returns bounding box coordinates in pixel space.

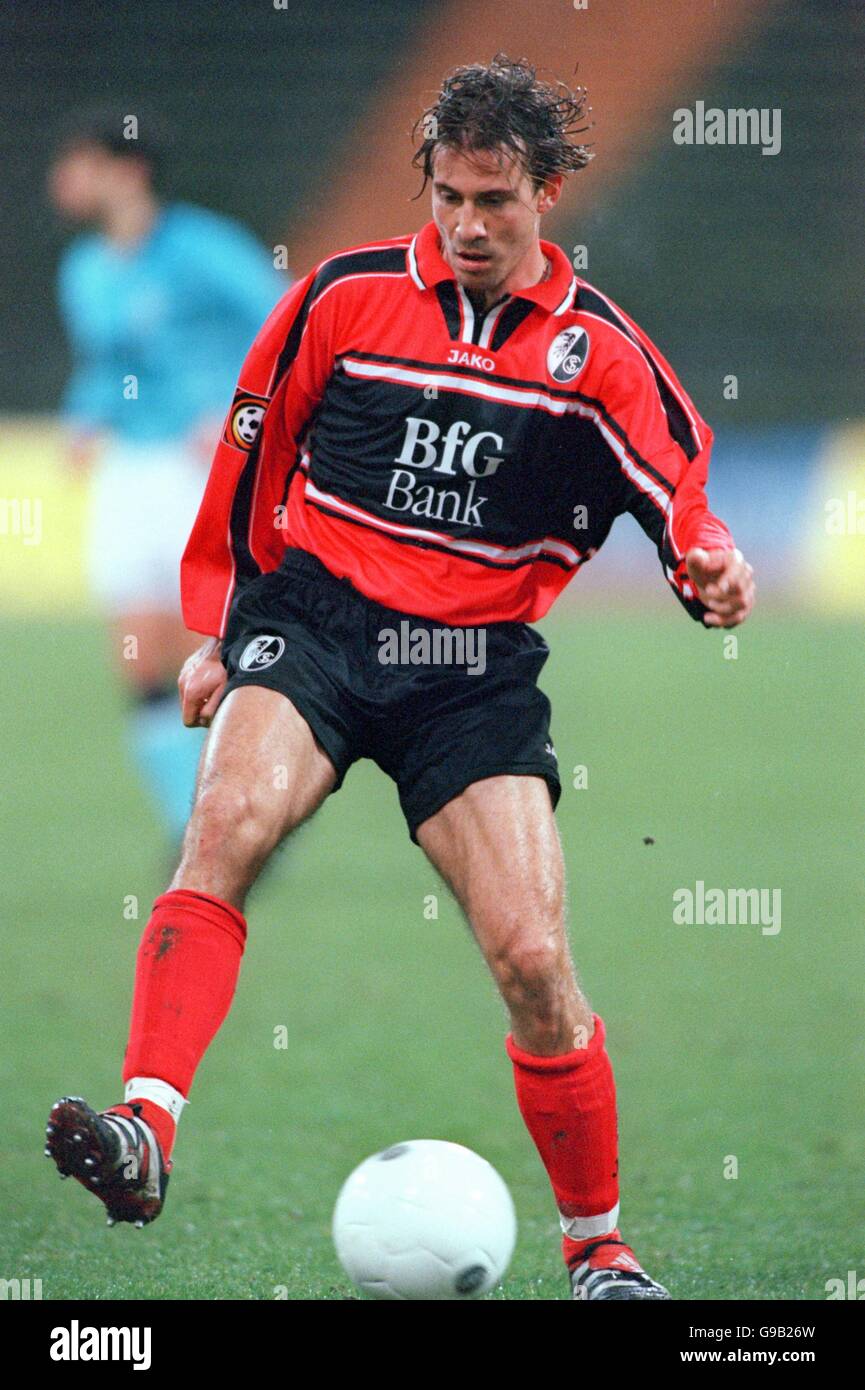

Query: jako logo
[50,1321,152,1371]
[447,348,495,372]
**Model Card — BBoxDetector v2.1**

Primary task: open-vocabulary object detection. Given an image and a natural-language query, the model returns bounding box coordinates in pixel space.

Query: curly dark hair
[411,53,593,196]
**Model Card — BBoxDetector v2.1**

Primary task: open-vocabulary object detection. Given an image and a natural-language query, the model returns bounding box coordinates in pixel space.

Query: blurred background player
[47,110,288,839]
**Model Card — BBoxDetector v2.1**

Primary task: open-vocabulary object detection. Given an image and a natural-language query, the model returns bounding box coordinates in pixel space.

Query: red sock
[505,1013,620,1273]
[119,889,247,1159]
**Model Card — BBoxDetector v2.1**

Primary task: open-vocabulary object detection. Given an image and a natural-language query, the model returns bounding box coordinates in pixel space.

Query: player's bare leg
[417,775,670,1300]
[417,775,590,1054]
[171,685,337,907]
[46,685,337,1224]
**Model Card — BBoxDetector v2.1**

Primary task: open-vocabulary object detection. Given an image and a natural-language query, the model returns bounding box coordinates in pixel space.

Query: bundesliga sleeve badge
[546,326,590,384]
[224,391,270,450]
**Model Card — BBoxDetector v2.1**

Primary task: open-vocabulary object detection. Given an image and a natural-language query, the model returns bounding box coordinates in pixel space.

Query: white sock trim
[560,1202,620,1240]
[124,1076,188,1124]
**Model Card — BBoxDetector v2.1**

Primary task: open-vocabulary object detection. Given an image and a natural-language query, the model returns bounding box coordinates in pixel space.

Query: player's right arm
[178,260,335,726]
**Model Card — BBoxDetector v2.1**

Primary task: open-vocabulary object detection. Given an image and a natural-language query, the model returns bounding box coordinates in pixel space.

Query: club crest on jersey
[225,391,269,450]
[547,327,590,384]
[239,635,285,671]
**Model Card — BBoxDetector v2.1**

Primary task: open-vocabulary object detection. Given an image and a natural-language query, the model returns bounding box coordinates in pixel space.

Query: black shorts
[222,549,561,843]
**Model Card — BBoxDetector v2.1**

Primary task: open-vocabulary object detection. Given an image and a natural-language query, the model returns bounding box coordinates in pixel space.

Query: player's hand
[179,637,228,727]
[686,547,755,628]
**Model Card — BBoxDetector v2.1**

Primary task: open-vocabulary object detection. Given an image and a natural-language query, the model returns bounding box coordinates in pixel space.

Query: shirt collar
[410,219,576,314]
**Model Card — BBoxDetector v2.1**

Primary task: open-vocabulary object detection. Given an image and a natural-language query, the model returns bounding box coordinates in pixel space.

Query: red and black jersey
[181,219,734,636]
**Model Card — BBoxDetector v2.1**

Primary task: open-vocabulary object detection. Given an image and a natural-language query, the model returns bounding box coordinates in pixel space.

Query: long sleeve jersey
[181,218,734,635]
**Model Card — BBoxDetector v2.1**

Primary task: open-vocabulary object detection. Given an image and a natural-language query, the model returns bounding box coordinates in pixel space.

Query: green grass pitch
[1,609,862,1300]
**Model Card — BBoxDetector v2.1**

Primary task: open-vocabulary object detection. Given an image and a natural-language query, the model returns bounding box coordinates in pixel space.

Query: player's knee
[491,931,564,1009]
[189,780,276,858]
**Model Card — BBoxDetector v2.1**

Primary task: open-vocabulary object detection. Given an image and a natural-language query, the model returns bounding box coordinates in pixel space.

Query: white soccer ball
[332,1139,517,1300]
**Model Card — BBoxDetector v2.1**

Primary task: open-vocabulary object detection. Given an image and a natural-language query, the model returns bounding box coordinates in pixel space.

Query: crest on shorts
[239,635,285,671]
[546,327,590,384]
[225,391,269,450]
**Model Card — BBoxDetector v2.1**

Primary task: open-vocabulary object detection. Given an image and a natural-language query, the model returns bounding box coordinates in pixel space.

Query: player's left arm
[598,327,755,628]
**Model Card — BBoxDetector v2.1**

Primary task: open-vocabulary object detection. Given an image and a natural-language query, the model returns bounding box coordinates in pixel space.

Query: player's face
[48,144,115,221]
[431,145,560,298]
[48,143,146,223]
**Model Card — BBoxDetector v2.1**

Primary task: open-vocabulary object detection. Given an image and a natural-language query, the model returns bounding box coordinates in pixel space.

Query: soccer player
[48,110,287,838]
[46,58,754,1300]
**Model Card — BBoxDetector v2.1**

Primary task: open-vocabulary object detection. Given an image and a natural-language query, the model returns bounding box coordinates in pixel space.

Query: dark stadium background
[0,0,862,1302]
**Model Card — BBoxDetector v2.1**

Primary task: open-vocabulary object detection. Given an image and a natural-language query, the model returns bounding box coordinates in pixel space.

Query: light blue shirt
[57,202,288,443]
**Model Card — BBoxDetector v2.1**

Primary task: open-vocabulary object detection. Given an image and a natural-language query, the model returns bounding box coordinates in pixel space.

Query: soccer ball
[332,1139,517,1300]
